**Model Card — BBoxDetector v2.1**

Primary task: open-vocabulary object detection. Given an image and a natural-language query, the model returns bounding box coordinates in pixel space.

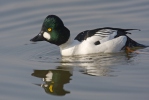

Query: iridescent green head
[30,15,70,45]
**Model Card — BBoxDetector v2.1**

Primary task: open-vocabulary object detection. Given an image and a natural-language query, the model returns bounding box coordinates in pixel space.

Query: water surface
[0,0,149,100]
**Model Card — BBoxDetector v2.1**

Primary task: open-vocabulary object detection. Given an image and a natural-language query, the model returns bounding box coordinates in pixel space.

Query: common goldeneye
[30,15,147,56]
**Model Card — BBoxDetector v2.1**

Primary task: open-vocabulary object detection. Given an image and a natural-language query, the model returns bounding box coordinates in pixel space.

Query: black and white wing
[75,27,136,44]
[74,27,140,41]
[74,27,146,47]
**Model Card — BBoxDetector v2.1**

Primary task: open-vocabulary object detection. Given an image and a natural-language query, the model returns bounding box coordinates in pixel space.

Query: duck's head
[30,15,70,46]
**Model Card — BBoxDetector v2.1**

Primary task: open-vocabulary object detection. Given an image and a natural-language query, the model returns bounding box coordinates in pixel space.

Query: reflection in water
[31,52,136,96]
[32,66,72,96]
[61,53,136,76]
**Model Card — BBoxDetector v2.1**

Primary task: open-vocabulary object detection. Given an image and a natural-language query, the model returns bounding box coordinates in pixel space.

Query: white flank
[59,36,127,56]
[43,32,51,40]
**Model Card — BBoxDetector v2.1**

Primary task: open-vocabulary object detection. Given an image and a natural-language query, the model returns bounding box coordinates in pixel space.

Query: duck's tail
[125,36,148,49]
[124,37,148,53]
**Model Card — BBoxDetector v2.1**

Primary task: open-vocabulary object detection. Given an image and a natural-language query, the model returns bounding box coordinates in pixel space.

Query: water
[0,0,149,100]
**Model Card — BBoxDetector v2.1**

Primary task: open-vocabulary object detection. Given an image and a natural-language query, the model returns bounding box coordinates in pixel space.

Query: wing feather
[74,27,140,43]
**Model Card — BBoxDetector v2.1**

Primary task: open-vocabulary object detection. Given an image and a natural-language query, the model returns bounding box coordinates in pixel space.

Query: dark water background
[0,0,149,100]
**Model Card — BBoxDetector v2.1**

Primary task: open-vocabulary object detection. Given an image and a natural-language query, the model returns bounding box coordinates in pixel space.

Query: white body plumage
[59,30,127,56]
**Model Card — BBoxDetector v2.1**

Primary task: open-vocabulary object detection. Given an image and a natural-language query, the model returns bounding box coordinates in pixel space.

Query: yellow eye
[48,28,52,32]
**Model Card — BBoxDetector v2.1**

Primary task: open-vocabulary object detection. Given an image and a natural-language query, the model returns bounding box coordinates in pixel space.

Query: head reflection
[32,66,72,96]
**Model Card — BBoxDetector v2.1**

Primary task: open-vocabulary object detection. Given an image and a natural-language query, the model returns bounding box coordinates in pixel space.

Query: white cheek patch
[43,32,51,40]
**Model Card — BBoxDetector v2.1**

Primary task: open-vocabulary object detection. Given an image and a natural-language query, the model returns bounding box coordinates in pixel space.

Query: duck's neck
[59,36,72,49]
[59,36,76,56]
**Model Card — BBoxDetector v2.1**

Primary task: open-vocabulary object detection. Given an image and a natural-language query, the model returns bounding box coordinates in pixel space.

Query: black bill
[30,31,45,42]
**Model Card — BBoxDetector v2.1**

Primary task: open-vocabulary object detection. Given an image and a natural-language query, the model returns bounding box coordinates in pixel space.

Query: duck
[30,15,147,56]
